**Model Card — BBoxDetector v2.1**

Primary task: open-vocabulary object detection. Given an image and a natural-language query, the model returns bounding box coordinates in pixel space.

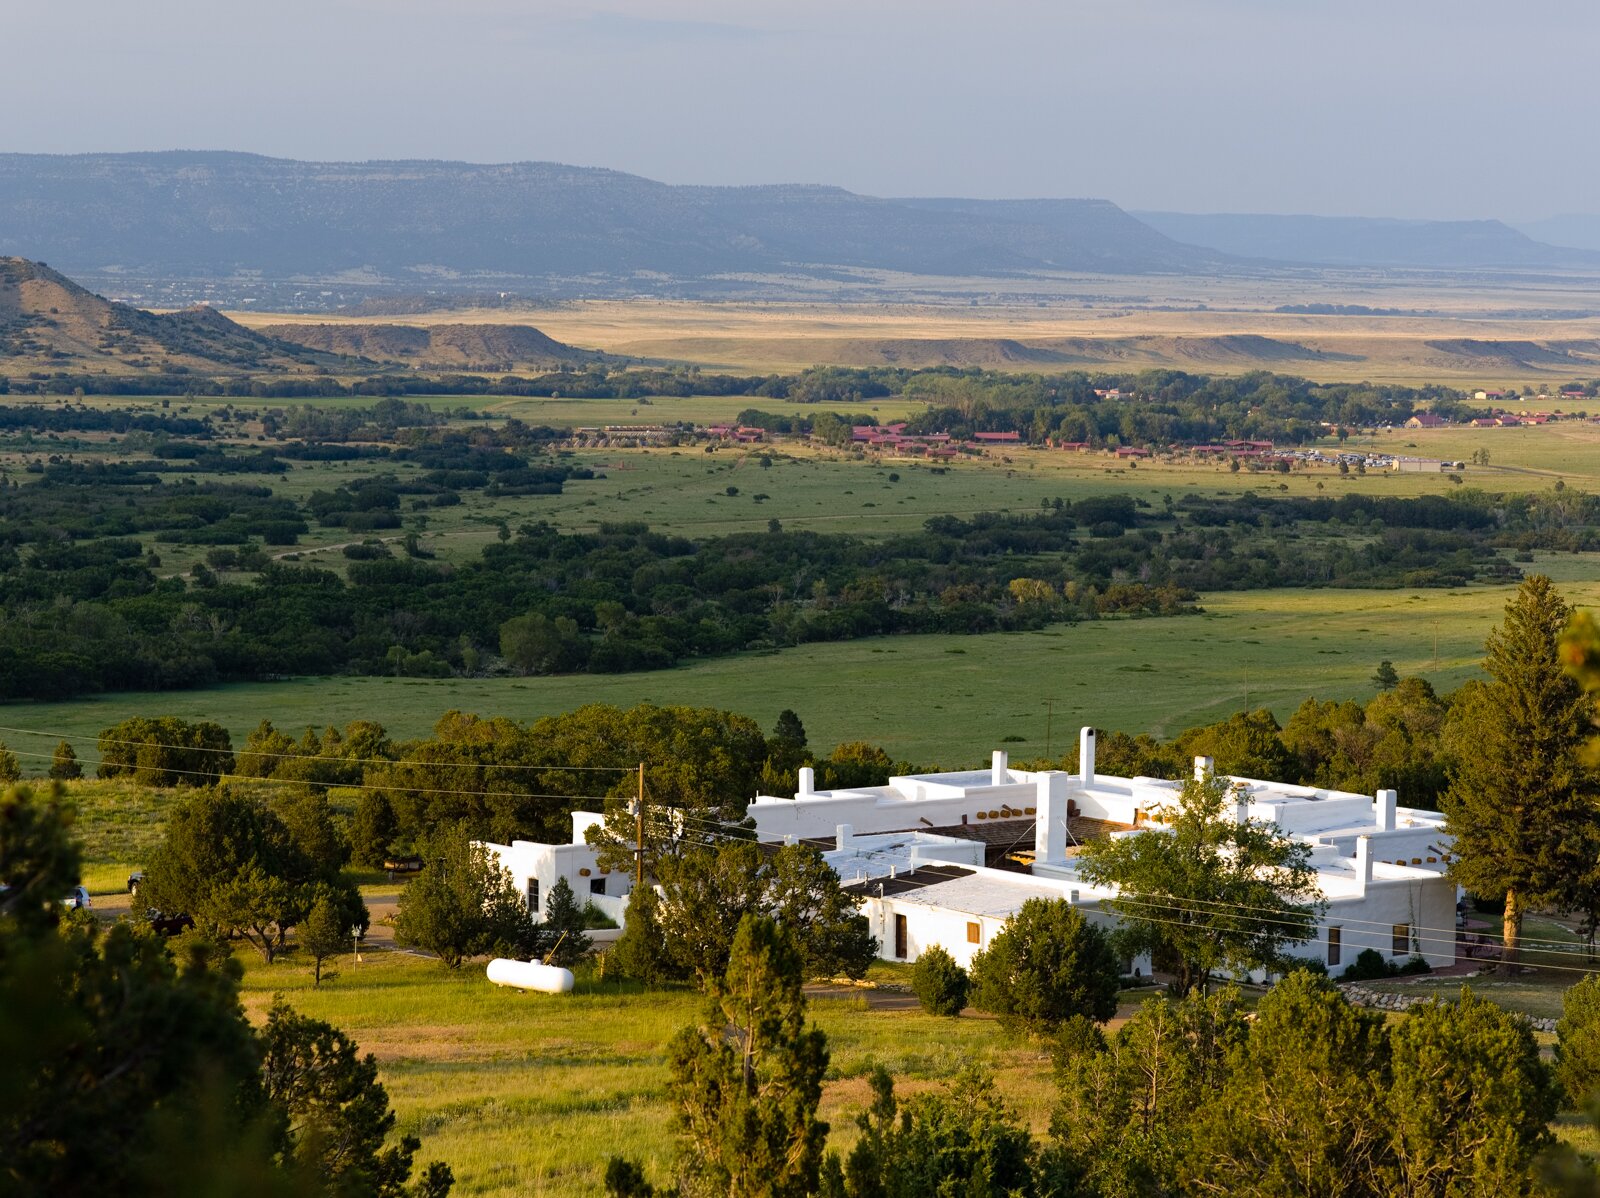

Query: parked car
[127,870,145,895]
[61,885,92,910]
[142,908,195,937]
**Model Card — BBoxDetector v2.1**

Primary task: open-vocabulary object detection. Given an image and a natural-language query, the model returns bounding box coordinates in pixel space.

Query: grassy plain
[15,553,1600,766]
[228,947,1059,1197]
[233,284,1600,385]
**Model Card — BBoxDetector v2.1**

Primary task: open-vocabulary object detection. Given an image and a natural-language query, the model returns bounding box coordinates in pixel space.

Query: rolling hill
[0,256,354,376]
[257,322,604,369]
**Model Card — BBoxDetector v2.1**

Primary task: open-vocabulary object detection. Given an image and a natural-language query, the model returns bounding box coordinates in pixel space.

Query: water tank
[486,957,575,994]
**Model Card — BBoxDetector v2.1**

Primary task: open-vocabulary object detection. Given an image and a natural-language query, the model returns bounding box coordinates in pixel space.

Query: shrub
[912,945,969,1016]
[1556,975,1600,1107]
[969,899,1120,1035]
[1341,948,1391,981]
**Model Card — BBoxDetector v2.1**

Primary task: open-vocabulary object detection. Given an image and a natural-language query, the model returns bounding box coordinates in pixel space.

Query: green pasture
[228,948,1057,1197]
[15,561,1600,767]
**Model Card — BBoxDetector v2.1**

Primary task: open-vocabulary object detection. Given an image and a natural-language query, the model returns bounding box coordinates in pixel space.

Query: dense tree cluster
[0,783,450,1196]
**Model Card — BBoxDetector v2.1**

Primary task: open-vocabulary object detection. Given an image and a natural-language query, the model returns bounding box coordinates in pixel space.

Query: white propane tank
[486,957,575,994]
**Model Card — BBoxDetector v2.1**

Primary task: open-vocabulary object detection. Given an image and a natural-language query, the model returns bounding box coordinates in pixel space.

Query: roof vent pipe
[1079,727,1096,786]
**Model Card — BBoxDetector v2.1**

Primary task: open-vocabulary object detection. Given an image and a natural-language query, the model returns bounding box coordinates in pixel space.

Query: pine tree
[666,914,829,1197]
[0,742,20,783]
[47,741,80,781]
[1442,575,1598,966]
[1371,660,1400,690]
[540,876,592,968]
[300,891,353,987]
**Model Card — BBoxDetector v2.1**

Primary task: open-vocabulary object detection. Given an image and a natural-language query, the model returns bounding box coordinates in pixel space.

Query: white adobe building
[479,811,631,926]
[753,727,1459,975]
[478,726,1460,979]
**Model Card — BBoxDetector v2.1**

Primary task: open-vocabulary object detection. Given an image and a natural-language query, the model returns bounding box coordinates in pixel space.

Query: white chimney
[1235,794,1250,825]
[1355,835,1373,892]
[991,750,1008,786]
[1079,726,1096,786]
[1034,771,1069,865]
[1194,755,1214,781]
[836,823,853,851]
[1375,789,1397,832]
[797,766,815,796]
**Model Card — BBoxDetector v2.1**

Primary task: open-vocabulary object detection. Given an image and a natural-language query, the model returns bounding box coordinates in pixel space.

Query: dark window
[1392,923,1409,956]
[590,877,606,896]
[1327,926,1341,968]
[526,879,540,914]
[894,913,907,959]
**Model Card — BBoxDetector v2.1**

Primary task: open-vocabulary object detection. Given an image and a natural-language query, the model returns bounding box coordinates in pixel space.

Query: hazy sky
[8,0,1593,221]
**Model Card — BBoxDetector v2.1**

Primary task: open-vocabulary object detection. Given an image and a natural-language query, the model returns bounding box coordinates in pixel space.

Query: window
[1392,923,1409,956]
[966,921,981,944]
[590,877,606,896]
[526,879,540,914]
[1327,926,1341,968]
[894,913,908,959]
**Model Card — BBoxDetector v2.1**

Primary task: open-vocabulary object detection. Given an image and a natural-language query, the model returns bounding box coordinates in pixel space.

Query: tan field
[230,269,1600,385]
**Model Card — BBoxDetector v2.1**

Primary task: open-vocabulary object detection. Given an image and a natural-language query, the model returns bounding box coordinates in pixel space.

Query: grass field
[230,948,1060,1197]
[232,285,1600,385]
[13,558,1600,767]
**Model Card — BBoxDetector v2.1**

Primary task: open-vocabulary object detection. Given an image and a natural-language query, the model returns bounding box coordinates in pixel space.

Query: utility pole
[1433,621,1439,672]
[1044,698,1055,760]
[635,762,645,888]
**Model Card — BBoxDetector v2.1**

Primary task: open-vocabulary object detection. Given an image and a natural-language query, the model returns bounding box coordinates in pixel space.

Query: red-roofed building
[1116,446,1151,458]
[971,431,1023,443]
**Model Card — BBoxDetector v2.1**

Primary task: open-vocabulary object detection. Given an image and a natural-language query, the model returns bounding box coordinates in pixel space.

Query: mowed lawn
[232,949,1058,1198]
[15,558,1600,766]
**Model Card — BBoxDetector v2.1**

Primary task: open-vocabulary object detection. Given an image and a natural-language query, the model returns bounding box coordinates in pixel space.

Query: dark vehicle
[127,870,145,895]
[142,909,195,937]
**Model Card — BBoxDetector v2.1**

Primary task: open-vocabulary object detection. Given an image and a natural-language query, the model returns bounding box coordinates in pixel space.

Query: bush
[969,898,1120,1035]
[1342,948,1391,981]
[912,945,969,1016]
[1556,975,1600,1107]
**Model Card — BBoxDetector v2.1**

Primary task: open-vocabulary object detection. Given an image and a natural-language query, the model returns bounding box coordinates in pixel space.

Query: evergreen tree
[771,709,807,749]
[47,740,80,781]
[665,914,828,1197]
[540,877,592,968]
[1185,971,1389,1196]
[0,742,20,783]
[1555,975,1600,1108]
[300,891,354,987]
[911,945,969,1017]
[1384,990,1556,1196]
[969,898,1120,1036]
[1371,659,1400,690]
[609,885,682,985]
[393,824,549,969]
[1442,575,1598,965]
[765,843,876,980]
[1075,769,1323,994]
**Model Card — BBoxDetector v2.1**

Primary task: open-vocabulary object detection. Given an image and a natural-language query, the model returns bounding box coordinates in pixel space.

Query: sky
[7,0,1594,222]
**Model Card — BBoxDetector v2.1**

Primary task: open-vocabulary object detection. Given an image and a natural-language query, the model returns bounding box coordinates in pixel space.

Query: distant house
[1115,446,1151,458]
[971,431,1022,444]
[1053,440,1089,451]
[1405,413,1449,429]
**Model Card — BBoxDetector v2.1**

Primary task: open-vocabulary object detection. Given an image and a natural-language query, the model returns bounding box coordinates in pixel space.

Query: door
[894,913,907,959]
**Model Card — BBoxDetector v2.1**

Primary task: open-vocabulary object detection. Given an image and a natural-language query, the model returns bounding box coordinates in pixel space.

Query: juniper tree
[47,740,80,781]
[968,898,1120,1035]
[666,914,829,1198]
[539,876,592,968]
[1442,575,1598,966]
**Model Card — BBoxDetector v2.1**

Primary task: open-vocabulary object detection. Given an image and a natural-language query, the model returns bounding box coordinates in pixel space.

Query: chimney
[1355,835,1373,892]
[1193,755,1214,781]
[1079,726,1096,786]
[991,750,1008,786]
[797,767,815,796]
[1034,771,1069,865]
[1375,789,1396,832]
[835,823,852,851]
[1235,794,1250,825]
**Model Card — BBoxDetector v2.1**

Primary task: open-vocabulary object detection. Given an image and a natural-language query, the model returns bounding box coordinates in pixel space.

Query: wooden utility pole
[635,762,645,887]
[1044,698,1056,760]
